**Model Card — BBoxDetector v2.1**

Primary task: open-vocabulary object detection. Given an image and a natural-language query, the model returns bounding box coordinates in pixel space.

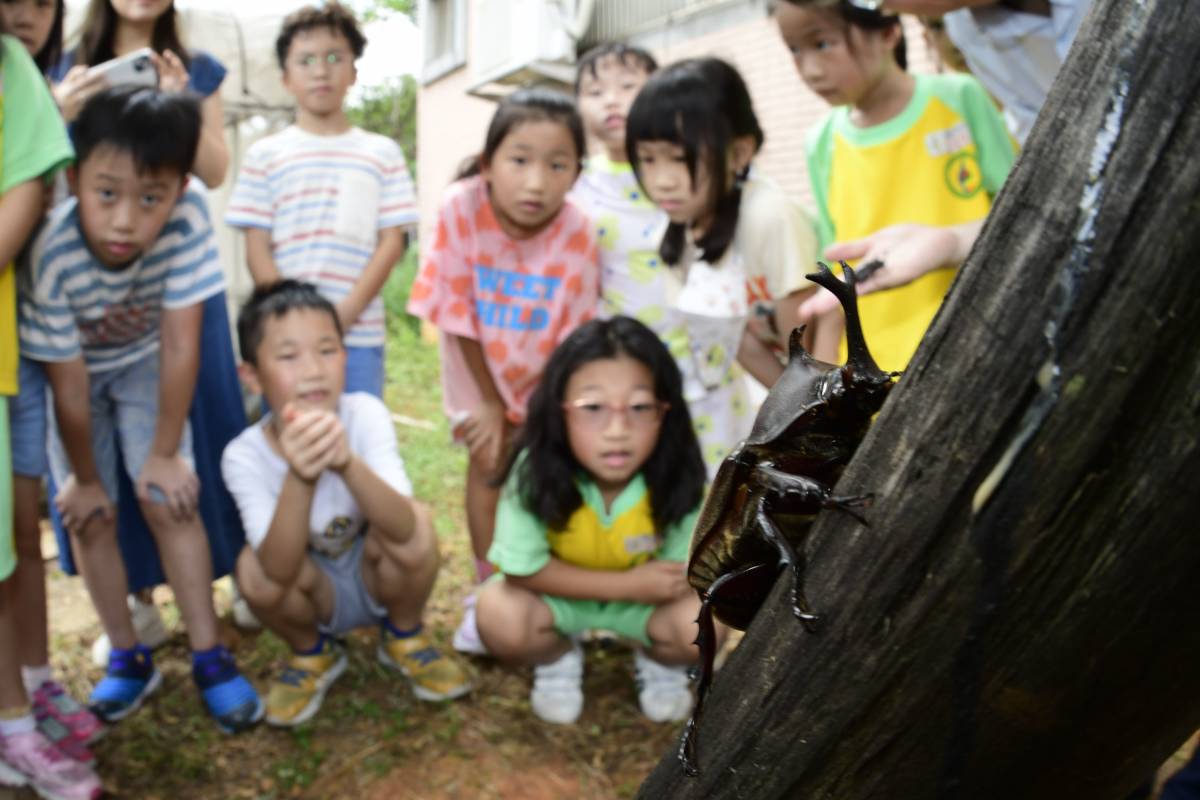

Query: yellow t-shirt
[806,73,1016,372]
[488,469,698,576]
[0,36,73,395]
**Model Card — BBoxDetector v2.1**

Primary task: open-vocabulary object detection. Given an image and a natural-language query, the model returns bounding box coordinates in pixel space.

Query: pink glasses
[561,398,669,430]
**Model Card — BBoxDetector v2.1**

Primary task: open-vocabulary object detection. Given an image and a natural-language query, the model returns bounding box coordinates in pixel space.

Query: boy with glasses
[225,2,415,399]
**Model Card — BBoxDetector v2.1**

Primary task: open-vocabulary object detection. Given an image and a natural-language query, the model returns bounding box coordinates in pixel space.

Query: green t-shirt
[1,35,74,395]
[488,467,699,577]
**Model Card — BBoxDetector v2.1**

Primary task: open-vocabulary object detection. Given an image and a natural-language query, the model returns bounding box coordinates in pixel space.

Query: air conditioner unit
[468,0,592,99]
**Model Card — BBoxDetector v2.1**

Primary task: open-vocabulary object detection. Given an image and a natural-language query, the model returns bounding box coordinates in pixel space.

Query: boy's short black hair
[73,86,201,178]
[574,42,658,94]
[237,280,343,365]
[275,1,367,70]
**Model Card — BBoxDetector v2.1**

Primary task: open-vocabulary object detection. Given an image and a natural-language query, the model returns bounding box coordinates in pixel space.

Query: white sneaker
[90,594,171,668]
[451,595,488,656]
[633,649,693,723]
[530,639,584,724]
[229,583,262,631]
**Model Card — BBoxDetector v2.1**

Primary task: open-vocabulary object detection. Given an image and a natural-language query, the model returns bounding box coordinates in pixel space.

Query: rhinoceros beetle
[679,261,897,776]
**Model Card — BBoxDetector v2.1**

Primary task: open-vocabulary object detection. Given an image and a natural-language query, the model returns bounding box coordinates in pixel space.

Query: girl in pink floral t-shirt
[408,87,599,591]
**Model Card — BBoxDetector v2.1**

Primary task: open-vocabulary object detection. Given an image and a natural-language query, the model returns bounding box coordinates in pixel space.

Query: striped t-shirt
[224,126,418,348]
[19,186,225,373]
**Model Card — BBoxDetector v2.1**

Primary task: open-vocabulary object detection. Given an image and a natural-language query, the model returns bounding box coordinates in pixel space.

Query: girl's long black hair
[501,316,706,533]
[455,85,586,182]
[79,0,191,69]
[625,57,764,267]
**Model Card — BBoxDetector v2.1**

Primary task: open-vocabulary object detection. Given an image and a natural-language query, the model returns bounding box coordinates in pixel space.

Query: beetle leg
[679,591,716,777]
[754,502,821,632]
[680,562,766,777]
[823,492,873,526]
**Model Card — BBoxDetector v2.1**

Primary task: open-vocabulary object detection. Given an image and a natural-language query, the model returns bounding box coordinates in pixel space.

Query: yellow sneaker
[265,639,347,727]
[377,627,472,702]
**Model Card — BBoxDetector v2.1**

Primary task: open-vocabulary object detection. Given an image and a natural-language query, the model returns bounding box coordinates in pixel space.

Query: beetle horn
[787,325,808,362]
[805,261,885,377]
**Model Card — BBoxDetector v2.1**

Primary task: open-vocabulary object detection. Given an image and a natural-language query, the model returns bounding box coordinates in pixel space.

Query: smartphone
[90,47,158,88]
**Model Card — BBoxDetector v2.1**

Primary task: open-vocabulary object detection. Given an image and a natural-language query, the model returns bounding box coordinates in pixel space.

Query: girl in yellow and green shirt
[778,0,1016,372]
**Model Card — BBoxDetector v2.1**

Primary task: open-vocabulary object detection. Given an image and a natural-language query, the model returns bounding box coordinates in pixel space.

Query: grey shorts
[313,534,386,636]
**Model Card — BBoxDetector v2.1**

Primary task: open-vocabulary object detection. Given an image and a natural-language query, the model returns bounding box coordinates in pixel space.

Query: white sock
[0,711,36,737]
[21,664,53,696]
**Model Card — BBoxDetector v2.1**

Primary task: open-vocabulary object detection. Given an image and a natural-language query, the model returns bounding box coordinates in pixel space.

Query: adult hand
[458,401,507,474]
[54,475,114,537]
[152,49,189,93]
[54,65,108,123]
[277,404,342,482]
[621,560,692,605]
[137,453,201,521]
[799,222,971,318]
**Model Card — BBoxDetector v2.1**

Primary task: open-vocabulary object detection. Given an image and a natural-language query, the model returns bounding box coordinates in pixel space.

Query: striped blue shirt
[225,126,417,348]
[19,186,225,373]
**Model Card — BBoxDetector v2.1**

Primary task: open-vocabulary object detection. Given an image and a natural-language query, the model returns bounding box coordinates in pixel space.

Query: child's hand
[137,453,200,522]
[278,404,342,482]
[55,476,113,537]
[152,49,190,93]
[459,401,507,474]
[622,560,692,605]
[334,299,360,332]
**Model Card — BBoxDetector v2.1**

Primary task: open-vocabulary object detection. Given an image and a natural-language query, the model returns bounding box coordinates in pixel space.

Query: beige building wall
[414,67,496,260]
[416,8,939,260]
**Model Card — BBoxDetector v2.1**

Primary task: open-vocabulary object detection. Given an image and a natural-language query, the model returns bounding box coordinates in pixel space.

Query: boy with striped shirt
[225,2,415,398]
[18,86,263,734]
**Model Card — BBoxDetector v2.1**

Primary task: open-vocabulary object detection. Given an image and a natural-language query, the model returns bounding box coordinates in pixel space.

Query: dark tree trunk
[639,1,1200,797]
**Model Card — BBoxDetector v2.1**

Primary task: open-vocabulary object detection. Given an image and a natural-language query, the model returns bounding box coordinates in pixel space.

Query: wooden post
[639,0,1200,797]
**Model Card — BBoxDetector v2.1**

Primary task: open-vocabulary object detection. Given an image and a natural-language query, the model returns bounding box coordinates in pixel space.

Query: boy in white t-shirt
[222,280,471,727]
[225,2,415,398]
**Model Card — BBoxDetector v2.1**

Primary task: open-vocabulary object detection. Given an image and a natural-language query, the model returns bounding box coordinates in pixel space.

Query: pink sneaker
[0,729,102,800]
[32,682,104,745]
[34,711,95,763]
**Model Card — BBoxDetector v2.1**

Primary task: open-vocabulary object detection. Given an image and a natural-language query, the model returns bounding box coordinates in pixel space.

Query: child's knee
[476,580,547,660]
[235,547,286,609]
[369,501,439,570]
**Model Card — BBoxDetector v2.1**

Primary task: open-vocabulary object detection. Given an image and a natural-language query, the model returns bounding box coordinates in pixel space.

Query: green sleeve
[486,467,553,576]
[657,504,701,563]
[804,115,838,254]
[932,73,1016,199]
[1,37,73,193]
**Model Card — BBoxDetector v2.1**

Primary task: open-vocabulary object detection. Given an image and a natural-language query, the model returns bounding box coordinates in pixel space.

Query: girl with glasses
[474,316,720,726]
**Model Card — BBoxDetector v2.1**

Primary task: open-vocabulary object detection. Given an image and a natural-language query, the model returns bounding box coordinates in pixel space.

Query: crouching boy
[223,280,471,726]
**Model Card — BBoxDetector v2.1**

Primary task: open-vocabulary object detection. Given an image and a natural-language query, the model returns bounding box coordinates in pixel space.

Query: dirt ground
[2,524,1197,799]
[1,527,682,799]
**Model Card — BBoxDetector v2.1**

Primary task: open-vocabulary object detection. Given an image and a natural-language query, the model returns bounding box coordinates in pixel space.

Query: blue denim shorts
[343,344,384,399]
[9,357,48,478]
[46,352,194,502]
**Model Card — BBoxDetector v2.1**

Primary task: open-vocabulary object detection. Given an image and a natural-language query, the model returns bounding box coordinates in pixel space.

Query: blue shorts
[344,345,384,399]
[46,353,194,503]
[9,357,48,478]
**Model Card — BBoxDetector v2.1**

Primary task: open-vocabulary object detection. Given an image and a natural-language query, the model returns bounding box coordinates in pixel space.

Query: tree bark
[640,1,1200,797]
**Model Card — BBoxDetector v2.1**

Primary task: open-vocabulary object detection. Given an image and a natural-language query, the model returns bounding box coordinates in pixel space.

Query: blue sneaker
[89,645,162,723]
[192,646,264,734]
